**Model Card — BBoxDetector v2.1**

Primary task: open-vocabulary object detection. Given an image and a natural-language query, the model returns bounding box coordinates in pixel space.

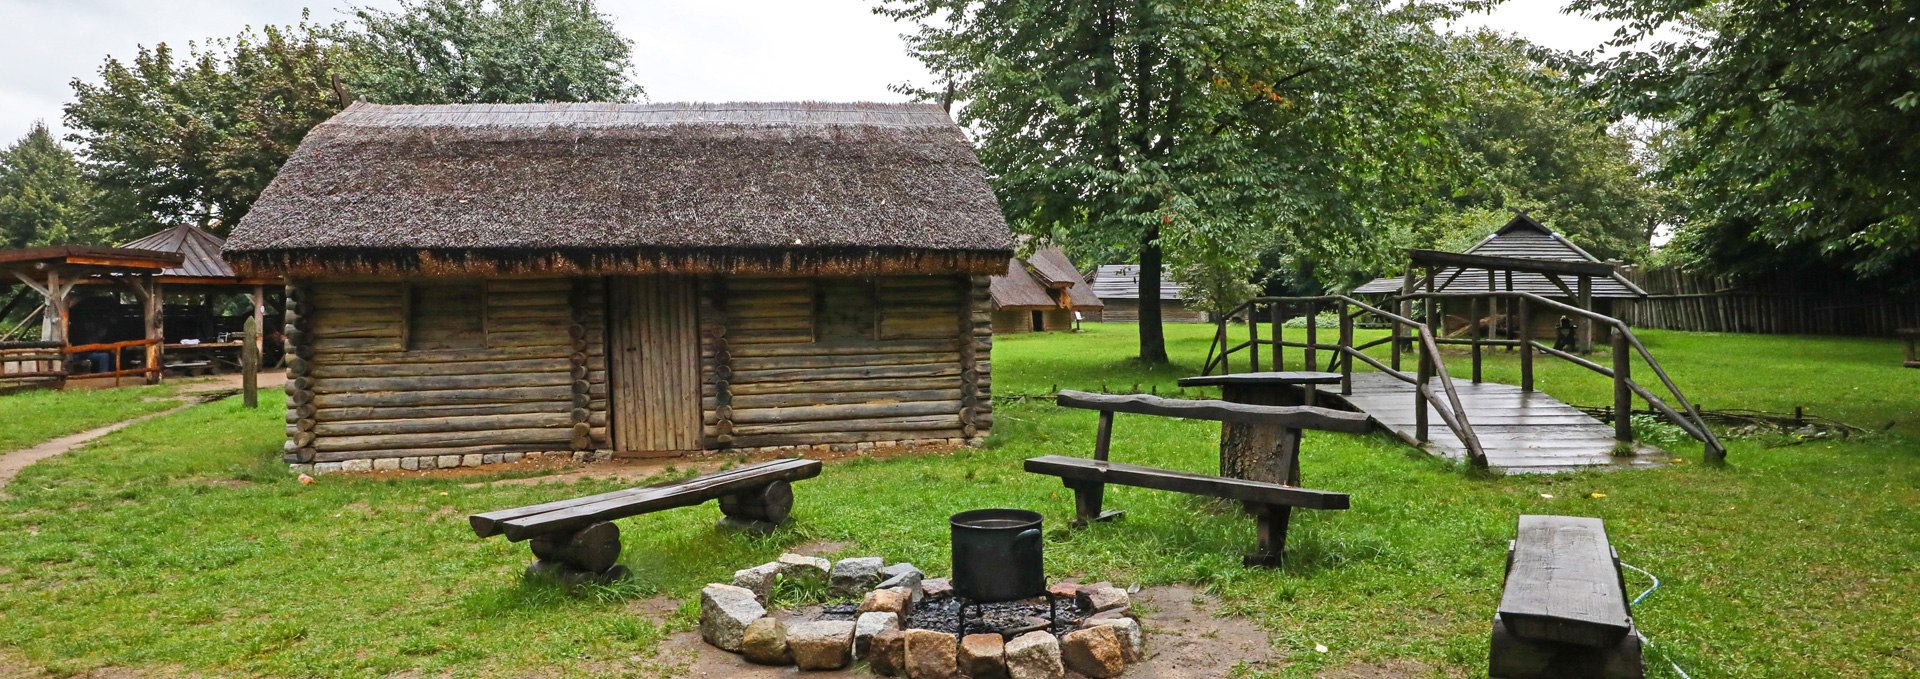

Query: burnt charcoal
[902,596,1090,637]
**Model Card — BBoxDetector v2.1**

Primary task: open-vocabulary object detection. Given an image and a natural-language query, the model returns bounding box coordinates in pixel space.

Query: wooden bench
[469,458,822,583]
[1490,515,1644,679]
[1027,390,1372,567]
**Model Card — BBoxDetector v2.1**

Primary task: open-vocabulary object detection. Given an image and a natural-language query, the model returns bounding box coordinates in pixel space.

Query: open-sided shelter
[0,246,182,390]
[1090,264,1208,323]
[225,101,1012,470]
[1352,214,1645,350]
[989,247,1102,332]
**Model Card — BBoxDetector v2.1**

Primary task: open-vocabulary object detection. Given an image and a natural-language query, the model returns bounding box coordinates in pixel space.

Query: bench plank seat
[1057,390,1372,432]
[1498,515,1633,648]
[479,458,822,542]
[470,458,820,540]
[1023,455,1348,510]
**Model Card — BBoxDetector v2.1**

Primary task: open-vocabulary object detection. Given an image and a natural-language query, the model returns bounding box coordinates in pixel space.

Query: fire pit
[695,510,1146,676]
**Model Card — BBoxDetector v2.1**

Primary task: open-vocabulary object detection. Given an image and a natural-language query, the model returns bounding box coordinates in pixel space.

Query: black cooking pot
[950,508,1045,603]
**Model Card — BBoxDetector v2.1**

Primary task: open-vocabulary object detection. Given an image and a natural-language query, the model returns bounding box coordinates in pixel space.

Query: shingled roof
[1092,264,1190,301]
[1351,214,1645,298]
[119,223,276,282]
[225,101,1013,276]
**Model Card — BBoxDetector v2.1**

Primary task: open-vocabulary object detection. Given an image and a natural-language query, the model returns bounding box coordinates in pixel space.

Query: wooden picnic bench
[469,458,822,583]
[1490,515,1644,679]
[1026,390,1372,567]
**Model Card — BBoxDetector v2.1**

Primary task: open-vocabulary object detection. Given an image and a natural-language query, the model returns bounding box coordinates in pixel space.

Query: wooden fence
[0,341,65,392]
[1614,267,1920,337]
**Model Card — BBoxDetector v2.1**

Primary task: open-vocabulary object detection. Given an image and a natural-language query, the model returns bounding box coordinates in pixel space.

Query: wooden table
[1177,371,1346,486]
[1178,371,1343,407]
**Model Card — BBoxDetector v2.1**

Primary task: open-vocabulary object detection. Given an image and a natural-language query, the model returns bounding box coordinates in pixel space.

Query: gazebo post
[251,284,266,355]
[144,276,164,384]
[1577,275,1594,353]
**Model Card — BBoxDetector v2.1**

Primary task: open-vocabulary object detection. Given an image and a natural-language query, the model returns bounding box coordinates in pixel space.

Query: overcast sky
[1,0,1628,143]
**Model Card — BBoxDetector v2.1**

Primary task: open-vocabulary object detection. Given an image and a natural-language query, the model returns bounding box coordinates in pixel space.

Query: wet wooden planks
[1327,372,1666,473]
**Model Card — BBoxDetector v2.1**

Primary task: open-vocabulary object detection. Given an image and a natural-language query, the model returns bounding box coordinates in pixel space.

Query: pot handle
[1015,528,1042,550]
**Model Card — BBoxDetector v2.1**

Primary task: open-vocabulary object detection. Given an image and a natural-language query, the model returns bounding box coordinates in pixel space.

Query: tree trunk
[1138,225,1169,363]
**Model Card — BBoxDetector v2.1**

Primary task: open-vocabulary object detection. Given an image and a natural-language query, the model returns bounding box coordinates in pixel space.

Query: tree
[1433,34,1671,262]
[1572,0,1920,281]
[879,0,1474,362]
[338,0,640,104]
[0,123,103,247]
[64,21,347,234]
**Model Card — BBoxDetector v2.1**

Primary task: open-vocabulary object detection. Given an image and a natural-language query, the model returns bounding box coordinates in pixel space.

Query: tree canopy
[0,123,105,248]
[879,0,1476,361]
[1573,0,1920,283]
[338,0,640,104]
[63,21,345,235]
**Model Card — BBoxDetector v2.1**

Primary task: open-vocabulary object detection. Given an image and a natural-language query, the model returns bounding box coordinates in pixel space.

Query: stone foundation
[289,435,991,476]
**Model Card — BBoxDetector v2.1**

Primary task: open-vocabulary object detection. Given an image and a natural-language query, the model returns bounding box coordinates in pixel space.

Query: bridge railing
[1395,290,1726,462]
[1203,292,1727,464]
[1202,295,1488,467]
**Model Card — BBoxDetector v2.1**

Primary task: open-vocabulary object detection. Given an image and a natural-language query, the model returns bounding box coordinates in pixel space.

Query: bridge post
[1304,301,1318,372]
[1519,297,1534,392]
[1339,306,1353,396]
[1248,301,1262,372]
[1270,302,1284,370]
[1471,296,1484,384]
[1415,340,1432,444]
[1613,328,1632,443]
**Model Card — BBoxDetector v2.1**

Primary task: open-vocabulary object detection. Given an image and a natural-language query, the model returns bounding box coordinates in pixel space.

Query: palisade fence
[1614,267,1920,337]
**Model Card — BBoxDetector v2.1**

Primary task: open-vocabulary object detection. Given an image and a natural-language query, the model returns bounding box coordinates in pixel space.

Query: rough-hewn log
[729,351,960,371]
[316,401,568,422]
[732,363,961,383]
[314,412,571,437]
[725,376,959,396]
[312,372,570,394]
[730,414,961,436]
[312,428,570,453]
[731,400,959,424]
[1055,391,1373,432]
[718,480,793,524]
[721,388,963,410]
[312,385,573,408]
[309,357,568,379]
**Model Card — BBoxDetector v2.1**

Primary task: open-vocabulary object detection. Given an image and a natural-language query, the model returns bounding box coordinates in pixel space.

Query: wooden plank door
[608,277,702,456]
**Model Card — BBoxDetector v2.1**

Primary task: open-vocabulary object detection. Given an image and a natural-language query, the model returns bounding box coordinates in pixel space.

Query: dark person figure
[1553,316,1578,353]
[72,324,115,373]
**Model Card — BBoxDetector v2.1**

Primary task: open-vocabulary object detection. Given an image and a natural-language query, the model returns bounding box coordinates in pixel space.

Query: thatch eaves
[225,101,1014,277]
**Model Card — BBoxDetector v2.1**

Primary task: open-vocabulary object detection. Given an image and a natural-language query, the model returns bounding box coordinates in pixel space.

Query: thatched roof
[226,101,1013,277]
[1351,214,1645,298]
[990,248,1103,311]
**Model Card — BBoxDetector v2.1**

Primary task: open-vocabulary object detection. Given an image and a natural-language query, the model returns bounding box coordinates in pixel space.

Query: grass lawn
[0,324,1916,677]
[0,383,187,453]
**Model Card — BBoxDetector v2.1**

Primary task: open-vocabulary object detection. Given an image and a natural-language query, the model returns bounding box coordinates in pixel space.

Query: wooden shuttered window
[406,282,488,350]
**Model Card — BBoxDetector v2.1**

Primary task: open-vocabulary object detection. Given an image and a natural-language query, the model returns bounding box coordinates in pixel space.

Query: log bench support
[469,459,821,585]
[1491,515,1644,679]
[1028,454,1350,568]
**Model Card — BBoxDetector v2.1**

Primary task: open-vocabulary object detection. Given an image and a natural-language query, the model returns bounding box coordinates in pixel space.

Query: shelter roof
[1351,214,1646,298]
[1091,264,1189,301]
[119,223,278,284]
[225,101,1013,276]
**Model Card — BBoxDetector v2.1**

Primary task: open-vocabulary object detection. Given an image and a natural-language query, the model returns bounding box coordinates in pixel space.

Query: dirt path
[0,373,275,495]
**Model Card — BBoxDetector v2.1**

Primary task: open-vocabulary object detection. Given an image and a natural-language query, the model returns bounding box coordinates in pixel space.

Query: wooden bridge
[1202,292,1724,473]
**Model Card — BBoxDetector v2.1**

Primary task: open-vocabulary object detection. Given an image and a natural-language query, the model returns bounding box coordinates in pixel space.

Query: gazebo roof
[119,224,279,284]
[1351,214,1646,298]
[0,246,183,279]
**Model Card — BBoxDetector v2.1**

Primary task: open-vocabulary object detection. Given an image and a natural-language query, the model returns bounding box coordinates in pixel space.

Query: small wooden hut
[1352,213,1646,351]
[225,102,1012,471]
[989,247,1102,332]
[1090,264,1208,323]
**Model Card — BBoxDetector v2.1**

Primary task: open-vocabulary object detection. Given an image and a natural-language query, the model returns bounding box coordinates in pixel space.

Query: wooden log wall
[288,278,604,464]
[702,275,986,449]
[1616,266,1920,337]
[1098,299,1210,324]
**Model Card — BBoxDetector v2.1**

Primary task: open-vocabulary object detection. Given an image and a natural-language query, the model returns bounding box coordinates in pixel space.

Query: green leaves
[336,0,641,105]
[880,0,1480,351]
[1574,0,1920,283]
[0,123,104,248]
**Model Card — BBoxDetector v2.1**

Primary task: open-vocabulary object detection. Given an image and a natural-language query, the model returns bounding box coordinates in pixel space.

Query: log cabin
[224,102,1012,471]
[1091,264,1209,324]
[989,247,1103,332]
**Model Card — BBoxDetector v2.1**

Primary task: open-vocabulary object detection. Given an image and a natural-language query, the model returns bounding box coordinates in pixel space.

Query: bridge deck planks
[1324,372,1667,473]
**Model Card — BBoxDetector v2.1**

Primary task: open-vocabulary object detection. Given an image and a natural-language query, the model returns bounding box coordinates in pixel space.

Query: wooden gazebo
[1352,214,1646,352]
[119,224,283,372]
[0,246,183,389]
